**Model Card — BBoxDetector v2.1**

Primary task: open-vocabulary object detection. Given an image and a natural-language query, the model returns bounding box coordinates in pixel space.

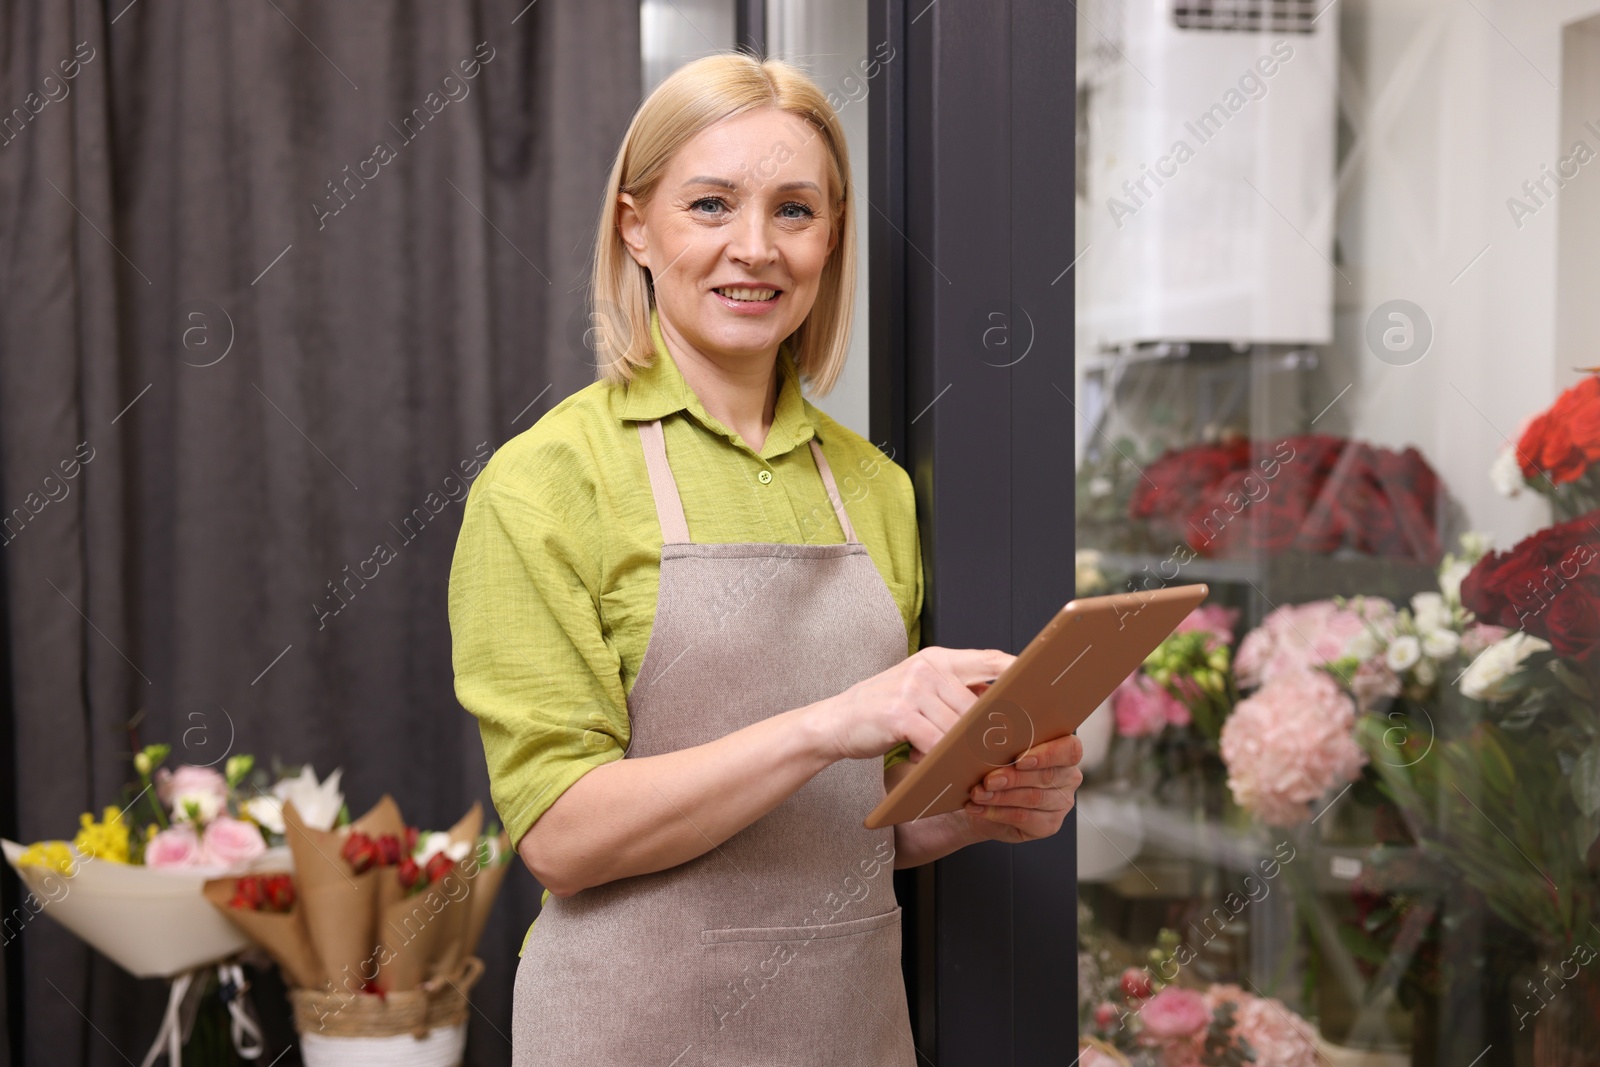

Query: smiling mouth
[714,287,781,302]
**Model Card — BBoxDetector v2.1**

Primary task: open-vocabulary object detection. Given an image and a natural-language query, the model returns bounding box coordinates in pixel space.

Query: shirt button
[757,469,773,484]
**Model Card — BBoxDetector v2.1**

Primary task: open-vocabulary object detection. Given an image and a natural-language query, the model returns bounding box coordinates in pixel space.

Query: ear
[616,192,650,268]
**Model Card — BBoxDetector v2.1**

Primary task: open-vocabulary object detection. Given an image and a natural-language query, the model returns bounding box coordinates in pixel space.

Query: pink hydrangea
[1174,604,1241,648]
[1113,674,1191,737]
[1203,985,1318,1067]
[1219,668,1366,826]
[1234,598,1395,689]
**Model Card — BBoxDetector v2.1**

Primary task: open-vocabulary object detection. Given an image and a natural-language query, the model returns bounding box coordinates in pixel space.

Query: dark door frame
[868,2,1079,1063]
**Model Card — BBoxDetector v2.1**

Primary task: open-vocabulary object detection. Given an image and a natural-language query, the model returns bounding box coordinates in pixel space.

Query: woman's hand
[810,646,1015,762]
[960,732,1084,844]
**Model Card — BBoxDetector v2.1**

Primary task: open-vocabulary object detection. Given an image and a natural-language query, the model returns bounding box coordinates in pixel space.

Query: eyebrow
[682,176,823,195]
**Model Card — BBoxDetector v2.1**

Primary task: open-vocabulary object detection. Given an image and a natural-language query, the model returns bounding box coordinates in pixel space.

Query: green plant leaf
[1572,743,1600,817]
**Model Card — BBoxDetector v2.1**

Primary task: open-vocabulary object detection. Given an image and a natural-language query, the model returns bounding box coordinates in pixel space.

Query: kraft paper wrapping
[203,876,326,990]
[374,804,482,992]
[460,831,512,962]
[353,794,410,924]
[283,800,378,992]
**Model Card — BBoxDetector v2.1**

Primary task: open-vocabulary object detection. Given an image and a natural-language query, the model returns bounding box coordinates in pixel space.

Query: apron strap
[635,417,860,545]
[637,418,692,544]
[808,439,859,543]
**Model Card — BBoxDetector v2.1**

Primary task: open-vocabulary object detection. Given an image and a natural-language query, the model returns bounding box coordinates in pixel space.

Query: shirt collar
[619,306,818,459]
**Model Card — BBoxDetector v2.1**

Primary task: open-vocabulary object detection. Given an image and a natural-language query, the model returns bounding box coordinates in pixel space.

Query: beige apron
[510,415,918,1067]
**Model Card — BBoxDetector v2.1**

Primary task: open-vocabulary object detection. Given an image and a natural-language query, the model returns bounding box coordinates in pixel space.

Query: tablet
[863,583,1210,828]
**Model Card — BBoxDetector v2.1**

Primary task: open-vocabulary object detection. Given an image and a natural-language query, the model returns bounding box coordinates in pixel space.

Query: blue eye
[690,197,728,214]
[779,202,817,220]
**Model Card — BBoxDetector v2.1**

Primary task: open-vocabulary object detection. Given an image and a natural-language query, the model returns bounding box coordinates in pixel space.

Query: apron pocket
[700,906,912,1067]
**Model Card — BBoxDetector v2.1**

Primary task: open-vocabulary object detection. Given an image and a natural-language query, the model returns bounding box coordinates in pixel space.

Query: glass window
[1073,2,1600,1064]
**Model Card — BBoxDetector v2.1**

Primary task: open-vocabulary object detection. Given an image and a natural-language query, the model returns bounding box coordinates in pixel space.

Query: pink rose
[1113,674,1188,737]
[144,824,204,868]
[1141,987,1211,1040]
[1460,621,1510,659]
[155,764,230,823]
[201,816,267,869]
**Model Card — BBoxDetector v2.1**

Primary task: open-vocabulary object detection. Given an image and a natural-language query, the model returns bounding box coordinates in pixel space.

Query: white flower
[1413,657,1439,687]
[246,765,345,834]
[1438,559,1472,607]
[1410,592,1452,636]
[415,831,469,865]
[1421,628,1461,660]
[171,790,225,824]
[1490,446,1525,498]
[1460,632,1551,702]
[1345,629,1382,661]
[1089,476,1113,498]
[1458,531,1493,561]
[1385,635,1422,673]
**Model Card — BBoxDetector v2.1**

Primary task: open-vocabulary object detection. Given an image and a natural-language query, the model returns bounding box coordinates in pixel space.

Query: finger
[978,762,1083,794]
[1010,733,1084,772]
[968,777,1079,810]
[927,646,1016,688]
[964,799,1070,836]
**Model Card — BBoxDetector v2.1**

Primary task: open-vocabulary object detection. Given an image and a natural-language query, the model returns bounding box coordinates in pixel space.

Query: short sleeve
[449,471,628,848]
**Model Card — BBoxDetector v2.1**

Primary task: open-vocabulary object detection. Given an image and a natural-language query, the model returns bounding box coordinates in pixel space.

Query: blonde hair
[589,52,856,396]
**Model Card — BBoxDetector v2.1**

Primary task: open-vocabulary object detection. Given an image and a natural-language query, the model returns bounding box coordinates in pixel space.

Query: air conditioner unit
[1080,0,1339,348]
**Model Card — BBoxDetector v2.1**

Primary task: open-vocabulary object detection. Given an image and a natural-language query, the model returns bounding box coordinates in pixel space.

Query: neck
[658,318,781,453]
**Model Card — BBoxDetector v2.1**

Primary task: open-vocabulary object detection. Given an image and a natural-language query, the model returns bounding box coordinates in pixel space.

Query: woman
[448,51,1084,1065]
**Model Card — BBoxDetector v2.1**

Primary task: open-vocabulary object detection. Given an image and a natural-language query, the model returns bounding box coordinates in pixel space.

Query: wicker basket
[289,956,484,1067]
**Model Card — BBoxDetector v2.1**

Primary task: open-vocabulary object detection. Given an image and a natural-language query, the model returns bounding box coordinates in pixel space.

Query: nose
[725,204,778,268]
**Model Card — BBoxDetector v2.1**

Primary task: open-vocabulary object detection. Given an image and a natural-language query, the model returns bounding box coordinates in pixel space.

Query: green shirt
[448,309,922,903]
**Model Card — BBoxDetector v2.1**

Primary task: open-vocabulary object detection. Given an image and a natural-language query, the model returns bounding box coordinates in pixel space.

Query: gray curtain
[0,2,639,1063]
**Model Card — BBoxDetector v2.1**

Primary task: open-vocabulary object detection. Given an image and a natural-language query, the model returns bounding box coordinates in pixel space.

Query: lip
[710,286,783,314]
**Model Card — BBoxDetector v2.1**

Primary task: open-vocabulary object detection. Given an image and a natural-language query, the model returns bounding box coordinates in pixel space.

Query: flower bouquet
[1080,930,1322,1067]
[1102,604,1241,807]
[205,795,513,1067]
[2,746,311,979]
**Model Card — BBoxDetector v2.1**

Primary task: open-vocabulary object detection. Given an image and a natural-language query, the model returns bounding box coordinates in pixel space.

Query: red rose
[1119,967,1152,1000]
[398,856,421,890]
[1546,581,1600,659]
[1566,376,1600,461]
[272,875,295,910]
[1520,404,1589,484]
[376,834,402,867]
[424,852,455,885]
[341,831,378,874]
[1461,510,1600,640]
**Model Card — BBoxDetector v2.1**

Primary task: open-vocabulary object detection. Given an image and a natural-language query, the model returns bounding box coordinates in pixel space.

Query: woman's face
[617,107,840,366]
